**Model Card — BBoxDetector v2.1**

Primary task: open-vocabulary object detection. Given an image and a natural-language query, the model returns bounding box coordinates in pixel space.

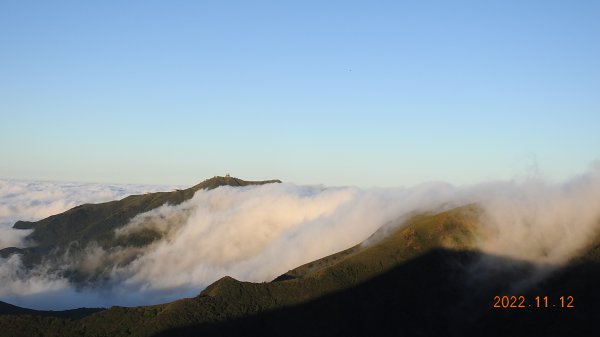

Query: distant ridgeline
[0,176,281,270]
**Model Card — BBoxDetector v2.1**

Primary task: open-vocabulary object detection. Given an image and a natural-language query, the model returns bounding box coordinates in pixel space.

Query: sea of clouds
[0,180,179,249]
[1,165,600,310]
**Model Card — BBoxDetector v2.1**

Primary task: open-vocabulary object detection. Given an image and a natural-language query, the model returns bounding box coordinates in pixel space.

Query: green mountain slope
[0,205,485,336]
[2,176,280,268]
[1,203,598,336]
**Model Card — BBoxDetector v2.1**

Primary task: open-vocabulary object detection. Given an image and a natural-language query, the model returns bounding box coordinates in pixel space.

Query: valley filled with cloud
[2,165,599,310]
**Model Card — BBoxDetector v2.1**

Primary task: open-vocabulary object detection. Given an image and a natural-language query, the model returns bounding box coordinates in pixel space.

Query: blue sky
[1,1,598,187]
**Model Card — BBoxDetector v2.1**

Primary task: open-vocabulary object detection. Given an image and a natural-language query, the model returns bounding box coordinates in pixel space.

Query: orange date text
[492,295,574,309]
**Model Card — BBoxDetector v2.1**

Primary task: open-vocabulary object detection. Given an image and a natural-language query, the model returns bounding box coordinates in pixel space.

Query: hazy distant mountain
[0,301,101,321]
[1,194,598,337]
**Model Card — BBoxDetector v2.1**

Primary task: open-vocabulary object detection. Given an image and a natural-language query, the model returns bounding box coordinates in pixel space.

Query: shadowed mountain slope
[77,205,482,334]
[1,204,598,336]
[0,205,482,336]
[0,301,102,321]
[153,249,600,337]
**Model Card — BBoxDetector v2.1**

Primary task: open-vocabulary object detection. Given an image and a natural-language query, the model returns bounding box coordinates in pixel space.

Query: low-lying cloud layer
[1,165,600,310]
[0,179,179,250]
[0,179,180,308]
[0,179,179,227]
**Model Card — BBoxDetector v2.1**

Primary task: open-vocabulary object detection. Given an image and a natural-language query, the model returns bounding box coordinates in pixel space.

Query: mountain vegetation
[1,176,281,269]
[1,178,598,336]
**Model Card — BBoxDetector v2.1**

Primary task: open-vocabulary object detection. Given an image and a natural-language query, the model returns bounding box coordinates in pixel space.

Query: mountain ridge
[1,204,501,336]
[2,176,281,268]
[1,179,599,336]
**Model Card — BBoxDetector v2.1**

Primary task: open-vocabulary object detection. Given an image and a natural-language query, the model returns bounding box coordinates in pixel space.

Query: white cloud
[1,165,600,310]
[0,179,180,249]
[0,179,178,225]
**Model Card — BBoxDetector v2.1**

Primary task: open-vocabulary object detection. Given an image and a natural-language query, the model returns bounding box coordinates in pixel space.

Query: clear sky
[1,1,598,187]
